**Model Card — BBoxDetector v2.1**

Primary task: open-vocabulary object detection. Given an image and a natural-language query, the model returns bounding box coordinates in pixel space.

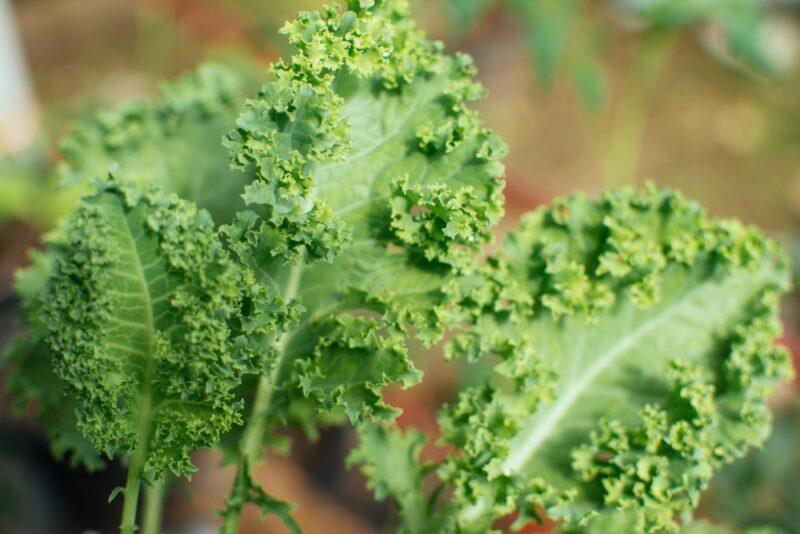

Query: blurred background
[1,0,800,532]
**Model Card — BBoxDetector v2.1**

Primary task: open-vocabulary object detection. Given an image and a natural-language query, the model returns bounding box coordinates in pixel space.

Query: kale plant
[3,1,792,533]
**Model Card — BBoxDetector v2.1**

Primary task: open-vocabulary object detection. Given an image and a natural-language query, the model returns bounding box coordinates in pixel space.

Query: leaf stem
[141,478,167,534]
[120,204,158,534]
[221,374,275,534]
[120,447,146,534]
[120,374,154,533]
[221,259,304,534]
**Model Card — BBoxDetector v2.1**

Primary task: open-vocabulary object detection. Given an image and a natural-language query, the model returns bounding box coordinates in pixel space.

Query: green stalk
[120,447,146,534]
[221,375,275,534]
[141,479,167,534]
[121,223,159,534]
[221,260,304,534]
[120,379,154,533]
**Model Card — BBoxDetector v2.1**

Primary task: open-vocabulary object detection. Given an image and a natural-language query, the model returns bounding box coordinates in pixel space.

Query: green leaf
[348,423,447,533]
[439,186,793,532]
[299,315,422,422]
[43,177,261,477]
[4,247,105,471]
[108,486,126,503]
[225,0,507,429]
[219,5,507,528]
[58,63,258,224]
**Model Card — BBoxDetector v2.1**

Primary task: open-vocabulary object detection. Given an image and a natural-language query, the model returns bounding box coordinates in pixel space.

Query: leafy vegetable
[59,62,257,224]
[348,423,441,533]
[42,177,269,533]
[3,2,792,533]
[4,61,260,474]
[219,1,505,529]
[351,186,793,532]
[4,247,104,471]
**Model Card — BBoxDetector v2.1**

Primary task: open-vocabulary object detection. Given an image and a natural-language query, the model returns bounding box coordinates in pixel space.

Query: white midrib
[267,258,306,390]
[120,209,157,462]
[458,280,712,524]
[241,258,305,457]
[276,260,305,353]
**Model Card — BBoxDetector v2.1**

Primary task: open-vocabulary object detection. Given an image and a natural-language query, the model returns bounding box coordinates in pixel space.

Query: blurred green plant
[0,62,259,232]
[445,0,792,186]
[0,144,76,230]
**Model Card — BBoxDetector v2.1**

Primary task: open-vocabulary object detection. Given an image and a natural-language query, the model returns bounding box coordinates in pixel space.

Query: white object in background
[0,0,37,156]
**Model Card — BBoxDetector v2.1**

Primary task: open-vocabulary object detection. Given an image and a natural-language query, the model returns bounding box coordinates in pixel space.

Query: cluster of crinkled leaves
[217,0,507,523]
[3,62,262,471]
[221,0,506,432]
[9,62,273,481]
[5,246,105,470]
[350,186,794,533]
[5,0,507,517]
[5,2,790,533]
[41,178,283,477]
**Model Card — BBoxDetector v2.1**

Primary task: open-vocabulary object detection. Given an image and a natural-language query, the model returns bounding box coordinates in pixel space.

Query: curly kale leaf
[59,63,257,224]
[348,423,447,534]
[224,0,507,431]
[438,186,793,532]
[4,248,104,471]
[43,178,269,478]
[219,3,507,527]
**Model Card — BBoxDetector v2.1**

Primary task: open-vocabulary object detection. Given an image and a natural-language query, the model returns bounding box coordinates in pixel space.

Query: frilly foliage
[437,186,793,532]
[218,1,507,525]
[4,246,104,471]
[351,186,793,533]
[4,62,266,474]
[59,63,256,224]
[43,178,270,477]
[223,0,506,431]
[224,0,504,265]
[348,423,448,533]
[4,2,790,533]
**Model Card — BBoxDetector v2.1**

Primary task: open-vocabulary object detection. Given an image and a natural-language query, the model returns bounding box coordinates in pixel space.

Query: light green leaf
[439,186,793,532]
[220,4,507,527]
[224,0,507,428]
[348,423,447,533]
[43,178,263,477]
[58,63,258,224]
